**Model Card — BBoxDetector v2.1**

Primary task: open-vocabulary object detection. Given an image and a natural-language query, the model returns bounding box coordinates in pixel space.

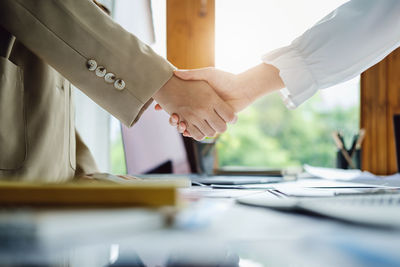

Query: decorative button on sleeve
[114,79,126,91]
[86,59,125,90]
[104,73,116,84]
[95,66,106,77]
[87,59,97,71]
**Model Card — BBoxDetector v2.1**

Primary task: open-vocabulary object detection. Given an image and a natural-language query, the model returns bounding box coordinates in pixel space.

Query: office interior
[2,0,400,266]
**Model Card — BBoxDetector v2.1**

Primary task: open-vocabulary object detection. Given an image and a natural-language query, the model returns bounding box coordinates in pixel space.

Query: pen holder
[336,149,361,169]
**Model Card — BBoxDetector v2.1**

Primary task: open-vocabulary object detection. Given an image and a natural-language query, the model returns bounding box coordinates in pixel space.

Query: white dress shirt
[262,0,400,109]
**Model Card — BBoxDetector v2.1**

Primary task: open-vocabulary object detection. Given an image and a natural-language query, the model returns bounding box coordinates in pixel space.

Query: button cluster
[86,59,125,91]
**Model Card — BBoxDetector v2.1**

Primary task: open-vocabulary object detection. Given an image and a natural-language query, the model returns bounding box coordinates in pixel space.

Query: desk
[1,187,400,267]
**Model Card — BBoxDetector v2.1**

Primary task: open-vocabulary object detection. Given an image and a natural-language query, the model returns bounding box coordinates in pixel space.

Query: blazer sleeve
[262,0,400,109]
[0,0,175,126]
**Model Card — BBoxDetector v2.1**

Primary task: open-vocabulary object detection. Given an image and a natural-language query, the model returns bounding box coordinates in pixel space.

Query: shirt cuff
[261,46,319,109]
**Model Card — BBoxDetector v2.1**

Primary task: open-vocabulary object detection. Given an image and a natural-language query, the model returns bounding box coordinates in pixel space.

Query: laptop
[191,167,285,185]
[191,174,282,185]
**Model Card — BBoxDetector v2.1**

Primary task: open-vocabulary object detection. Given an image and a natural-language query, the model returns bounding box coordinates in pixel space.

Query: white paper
[304,165,400,187]
[304,165,366,180]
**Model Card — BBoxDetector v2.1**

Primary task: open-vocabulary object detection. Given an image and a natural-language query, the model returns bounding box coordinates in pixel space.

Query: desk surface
[1,187,399,267]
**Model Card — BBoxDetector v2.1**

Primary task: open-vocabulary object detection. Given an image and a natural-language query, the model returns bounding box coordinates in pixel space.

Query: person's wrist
[238,63,284,101]
[153,74,177,102]
[236,71,260,104]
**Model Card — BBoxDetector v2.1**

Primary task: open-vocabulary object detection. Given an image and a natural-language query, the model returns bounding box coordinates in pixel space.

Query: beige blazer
[0,0,174,182]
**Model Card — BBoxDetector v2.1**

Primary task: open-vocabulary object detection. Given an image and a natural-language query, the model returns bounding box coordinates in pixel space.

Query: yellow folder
[0,177,189,207]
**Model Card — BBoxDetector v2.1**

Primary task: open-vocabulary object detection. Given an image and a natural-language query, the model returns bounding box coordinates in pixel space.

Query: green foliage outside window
[217,93,359,168]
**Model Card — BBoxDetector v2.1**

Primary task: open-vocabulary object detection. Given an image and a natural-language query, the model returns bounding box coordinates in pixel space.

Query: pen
[332,131,356,169]
[349,134,358,157]
[338,131,346,148]
[355,129,366,150]
[350,128,366,157]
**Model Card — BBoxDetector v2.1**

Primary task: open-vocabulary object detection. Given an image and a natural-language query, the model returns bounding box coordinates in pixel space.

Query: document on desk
[304,165,400,187]
[218,178,399,197]
[283,179,392,188]
[182,187,266,199]
[272,180,382,197]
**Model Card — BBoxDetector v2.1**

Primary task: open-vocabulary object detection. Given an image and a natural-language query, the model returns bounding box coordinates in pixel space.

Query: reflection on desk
[1,183,400,266]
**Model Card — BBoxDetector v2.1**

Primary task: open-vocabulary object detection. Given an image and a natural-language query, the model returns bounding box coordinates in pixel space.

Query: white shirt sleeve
[262,0,400,109]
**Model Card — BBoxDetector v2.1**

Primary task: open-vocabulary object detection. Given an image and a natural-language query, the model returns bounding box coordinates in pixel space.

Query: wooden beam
[361,47,400,175]
[387,50,400,173]
[167,0,215,69]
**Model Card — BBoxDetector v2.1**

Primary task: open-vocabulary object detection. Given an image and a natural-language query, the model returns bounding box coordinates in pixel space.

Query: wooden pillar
[166,0,215,69]
[361,47,400,175]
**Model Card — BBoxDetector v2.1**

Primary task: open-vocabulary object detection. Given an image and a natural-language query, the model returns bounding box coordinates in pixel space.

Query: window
[215,0,360,168]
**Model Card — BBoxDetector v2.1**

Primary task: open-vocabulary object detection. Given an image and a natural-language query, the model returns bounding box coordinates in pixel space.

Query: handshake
[152,64,284,141]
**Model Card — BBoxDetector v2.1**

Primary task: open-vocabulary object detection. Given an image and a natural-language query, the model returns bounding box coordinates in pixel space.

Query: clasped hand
[154,64,283,140]
[153,74,237,141]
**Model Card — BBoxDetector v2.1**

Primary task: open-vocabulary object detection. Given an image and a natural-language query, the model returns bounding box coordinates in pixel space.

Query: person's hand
[155,68,250,136]
[155,64,284,136]
[154,104,188,134]
[153,75,237,141]
[174,68,254,112]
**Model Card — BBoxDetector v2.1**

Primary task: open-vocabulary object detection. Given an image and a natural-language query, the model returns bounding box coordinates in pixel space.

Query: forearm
[237,63,284,102]
[0,0,174,127]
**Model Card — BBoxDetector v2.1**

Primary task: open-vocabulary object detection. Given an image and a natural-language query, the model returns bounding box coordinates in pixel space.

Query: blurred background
[74,0,359,174]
